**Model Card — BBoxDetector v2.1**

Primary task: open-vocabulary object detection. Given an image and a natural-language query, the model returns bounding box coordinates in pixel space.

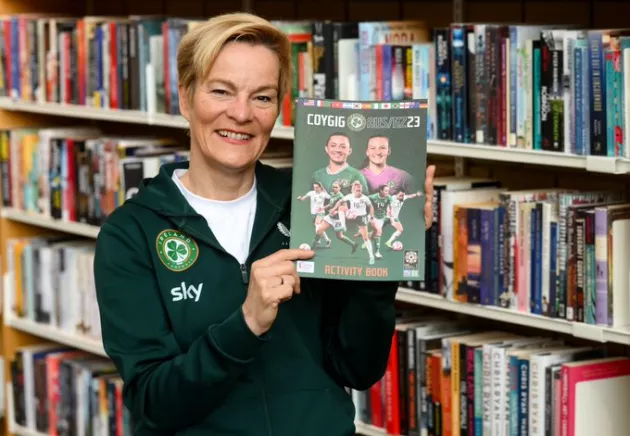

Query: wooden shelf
[354,421,388,436]
[3,315,106,357]
[0,97,296,141]
[1,208,101,238]
[2,98,630,173]
[396,288,630,345]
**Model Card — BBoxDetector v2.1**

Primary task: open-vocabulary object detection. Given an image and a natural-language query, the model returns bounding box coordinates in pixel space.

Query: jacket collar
[127,159,291,256]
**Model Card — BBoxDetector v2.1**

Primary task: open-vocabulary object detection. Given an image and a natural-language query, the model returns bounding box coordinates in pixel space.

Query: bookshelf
[0,0,628,435]
[3,98,630,173]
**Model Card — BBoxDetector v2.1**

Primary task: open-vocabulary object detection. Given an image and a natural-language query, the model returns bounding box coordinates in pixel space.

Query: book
[289,98,428,281]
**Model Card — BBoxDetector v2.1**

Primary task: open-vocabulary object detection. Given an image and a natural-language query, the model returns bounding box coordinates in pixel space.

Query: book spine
[580,41,591,155]
[533,40,542,149]
[404,46,413,100]
[383,45,392,101]
[509,26,517,146]
[465,346,475,436]
[474,348,483,435]
[408,330,419,436]
[480,209,494,305]
[490,348,504,435]
[524,40,534,149]
[502,206,510,308]
[508,356,519,436]
[544,367,554,436]
[549,220,558,318]
[486,26,499,145]
[588,32,607,155]
[534,205,543,315]
[397,330,408,435]
[310,21,325,99]
[500,30,508,146]
[475,25,486,144]
[551,48,564,152]
[435,28,451,140]
[482,346,492,435]
[392,45,405,100]
[375,45,383,99]
[458,343,467,436]
[584,212,596,324]
[575,216,585,322]
[518,358,529,436]
[451,25,466,143]
[466,26,476,144]
[541,35,553,150]
[467,208,481,303]
[594,208,608,325]
[574,44,583,154]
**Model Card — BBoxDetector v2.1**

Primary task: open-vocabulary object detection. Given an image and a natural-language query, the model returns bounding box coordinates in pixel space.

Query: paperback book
[290,98,428,281]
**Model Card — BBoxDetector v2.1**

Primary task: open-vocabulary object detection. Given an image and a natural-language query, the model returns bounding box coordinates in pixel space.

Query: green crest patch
[156,229,199,271]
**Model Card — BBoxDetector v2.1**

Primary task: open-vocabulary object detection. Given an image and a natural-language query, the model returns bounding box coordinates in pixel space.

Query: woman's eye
[256,95,272,102]
[212,89,228,95]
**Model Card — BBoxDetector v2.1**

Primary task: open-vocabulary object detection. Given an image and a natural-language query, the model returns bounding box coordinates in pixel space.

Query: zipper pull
[240,264,249,284]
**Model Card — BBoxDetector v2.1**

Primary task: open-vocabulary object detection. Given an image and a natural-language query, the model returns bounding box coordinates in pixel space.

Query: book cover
[290,98,428,281]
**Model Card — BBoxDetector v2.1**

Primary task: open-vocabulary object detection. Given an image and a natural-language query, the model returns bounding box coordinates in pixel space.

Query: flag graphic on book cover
[290,97,428,281]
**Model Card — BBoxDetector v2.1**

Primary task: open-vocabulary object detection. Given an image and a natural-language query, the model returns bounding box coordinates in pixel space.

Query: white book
[517,202,536,312]
[529,347,599,436]
[611,218,630,327]
[540,202,553,315]
[489,336,550,436]
[337,39,358,100]
[481,336,525,435]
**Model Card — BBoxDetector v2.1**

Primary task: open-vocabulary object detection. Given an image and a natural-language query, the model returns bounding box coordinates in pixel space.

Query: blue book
[480,206,496,306]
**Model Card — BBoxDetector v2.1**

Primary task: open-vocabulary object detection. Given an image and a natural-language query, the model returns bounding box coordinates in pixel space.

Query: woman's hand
[242,248,315,336]
[424,165,436,230]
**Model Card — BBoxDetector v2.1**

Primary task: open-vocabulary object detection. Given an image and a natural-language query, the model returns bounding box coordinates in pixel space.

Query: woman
[93,12,436,436]
[360,134,415,195]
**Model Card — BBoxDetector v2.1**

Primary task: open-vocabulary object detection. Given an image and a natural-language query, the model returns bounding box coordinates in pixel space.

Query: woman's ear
[179,85,191,121]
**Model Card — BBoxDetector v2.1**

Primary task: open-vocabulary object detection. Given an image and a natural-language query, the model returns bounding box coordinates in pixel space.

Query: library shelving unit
[0,0,630,435]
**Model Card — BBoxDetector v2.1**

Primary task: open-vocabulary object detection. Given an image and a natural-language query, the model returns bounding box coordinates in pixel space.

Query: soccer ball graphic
[299,243,311,250]
[392,241,403,251]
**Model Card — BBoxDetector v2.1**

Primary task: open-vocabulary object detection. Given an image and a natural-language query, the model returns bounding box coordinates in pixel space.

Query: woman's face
[366,137,390,165]
[180,41,280,173]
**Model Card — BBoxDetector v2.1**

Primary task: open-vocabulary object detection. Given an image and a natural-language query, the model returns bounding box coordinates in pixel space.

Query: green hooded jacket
[93,160,398,435]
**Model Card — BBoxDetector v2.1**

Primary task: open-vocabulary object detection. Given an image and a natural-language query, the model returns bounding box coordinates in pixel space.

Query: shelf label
[585,156,622,174]
[572,322,606,342]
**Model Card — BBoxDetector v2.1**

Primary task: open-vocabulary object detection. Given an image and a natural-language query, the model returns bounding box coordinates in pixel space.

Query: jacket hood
[126,160,292,217]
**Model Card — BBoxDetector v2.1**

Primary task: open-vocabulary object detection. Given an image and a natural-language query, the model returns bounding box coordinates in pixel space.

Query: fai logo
[277,222,290,247]
[171,281,203,302]
[156,229,199,272]
[347,113,366,132]
[277,222,290,238]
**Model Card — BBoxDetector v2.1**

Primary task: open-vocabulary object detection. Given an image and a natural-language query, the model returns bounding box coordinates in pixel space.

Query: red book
[385,331,401,434]
[561,357,630,436]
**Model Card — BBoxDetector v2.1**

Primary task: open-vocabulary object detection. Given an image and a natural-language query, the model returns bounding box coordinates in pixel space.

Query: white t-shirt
[342,194,372,216]
[305,190,329,214]
[172,169,256,265]
[389,195,409,219]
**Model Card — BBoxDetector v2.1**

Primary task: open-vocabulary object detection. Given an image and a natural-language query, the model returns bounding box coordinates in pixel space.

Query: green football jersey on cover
[368,193,391,219]
[311,165,369,196]
[327,192,345,211]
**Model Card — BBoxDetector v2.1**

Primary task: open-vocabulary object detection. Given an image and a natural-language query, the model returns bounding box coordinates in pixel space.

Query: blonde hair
[177,12,291,108]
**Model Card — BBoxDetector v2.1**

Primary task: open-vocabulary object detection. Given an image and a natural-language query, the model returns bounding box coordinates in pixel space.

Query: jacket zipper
[180,224,273,435]
[240,264,249,284]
